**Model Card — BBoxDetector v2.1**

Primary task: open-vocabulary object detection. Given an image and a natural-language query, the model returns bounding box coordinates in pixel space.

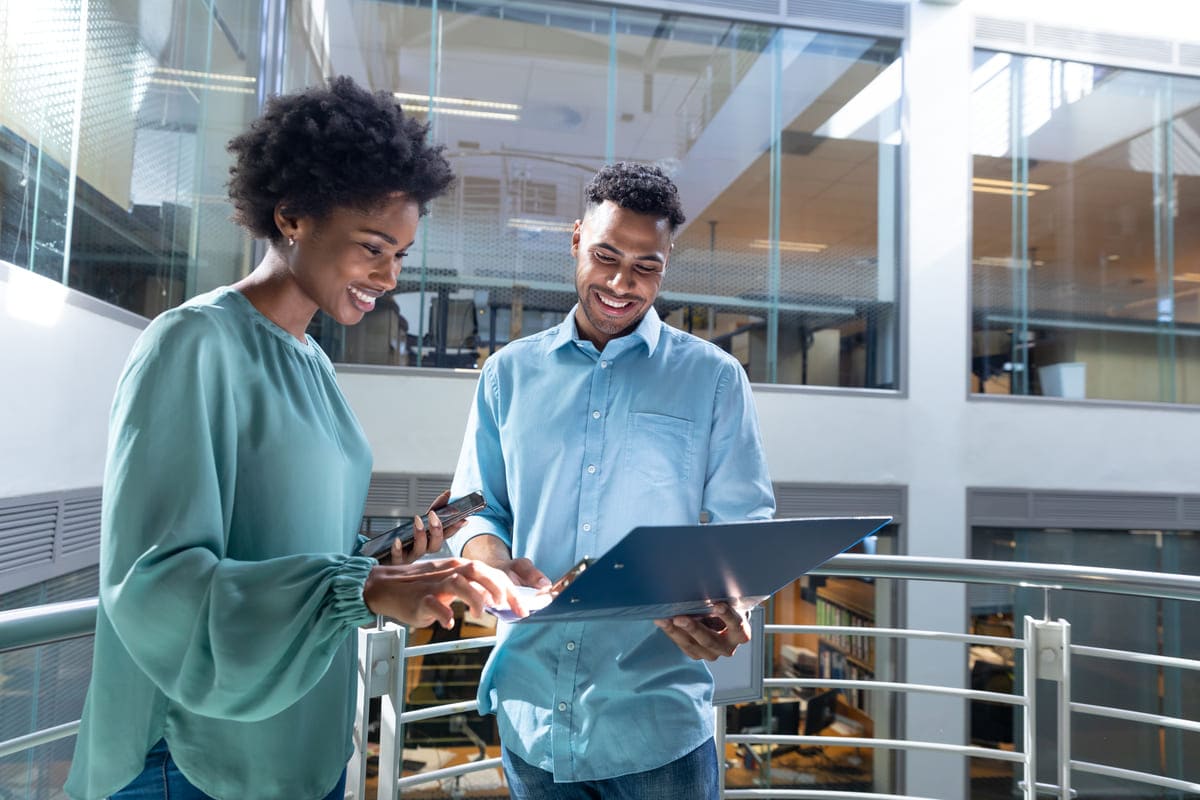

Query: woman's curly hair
[584,161,686,232]
[226,76,454,242]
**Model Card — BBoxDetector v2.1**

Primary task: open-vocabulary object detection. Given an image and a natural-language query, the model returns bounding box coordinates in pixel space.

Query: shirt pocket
[625,412,693,486]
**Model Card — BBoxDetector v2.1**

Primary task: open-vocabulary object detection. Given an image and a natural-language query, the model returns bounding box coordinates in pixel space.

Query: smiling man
[449,161,776,799]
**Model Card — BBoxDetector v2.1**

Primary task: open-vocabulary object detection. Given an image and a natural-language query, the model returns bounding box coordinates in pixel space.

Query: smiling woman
[62,76,531,800]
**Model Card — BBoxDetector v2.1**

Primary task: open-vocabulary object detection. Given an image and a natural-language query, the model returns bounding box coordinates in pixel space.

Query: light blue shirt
[450,307,775,781]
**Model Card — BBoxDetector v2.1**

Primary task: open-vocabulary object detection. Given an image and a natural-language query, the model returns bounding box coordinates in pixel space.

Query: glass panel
[970,51,1200,404]
[0,568,98,800]
[0,0,265,318]
[302,0,902,388]
[733,524,898,794]
[0,0,83,280]
[970,528,1200,796]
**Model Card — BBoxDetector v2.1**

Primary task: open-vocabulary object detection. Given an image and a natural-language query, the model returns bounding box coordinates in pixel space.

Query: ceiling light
[749,239,828,253]
[1106,254,1120,262]
[1174,272,1200,283]
[394,91,520,111]
[507,218,575,233]
[399,103,519,122]
[153,67,256,84]
[973,256,1032,269]
[971,177,1051,197]
[973,177,1051,189]
[972,185,1038,197]
[147,77,256,95]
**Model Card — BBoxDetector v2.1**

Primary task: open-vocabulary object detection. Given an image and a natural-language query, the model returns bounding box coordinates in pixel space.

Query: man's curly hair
[584,161,686,232]
[226,76,454,242]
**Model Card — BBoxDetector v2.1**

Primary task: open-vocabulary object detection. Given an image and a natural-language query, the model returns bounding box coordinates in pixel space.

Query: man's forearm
[461,533,512,567]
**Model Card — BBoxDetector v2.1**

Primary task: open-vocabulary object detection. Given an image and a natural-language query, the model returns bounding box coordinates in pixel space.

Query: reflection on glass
[970,51,1200,404]
[299,0,902,387]
[0,0,263,318]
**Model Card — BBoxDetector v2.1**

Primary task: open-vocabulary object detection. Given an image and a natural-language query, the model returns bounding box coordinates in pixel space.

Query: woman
[64,76,524,800]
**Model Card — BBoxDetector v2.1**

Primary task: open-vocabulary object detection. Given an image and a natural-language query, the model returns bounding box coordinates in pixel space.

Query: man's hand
[362,557,529,629]
[654,603,750,661]
[461,534,551,590]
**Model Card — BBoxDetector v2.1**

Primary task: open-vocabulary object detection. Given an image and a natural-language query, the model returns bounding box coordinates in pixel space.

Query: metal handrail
[6,556,1200,655]
[0,596,98,654]
[7,554,1200,799]
[814,554,1200,601]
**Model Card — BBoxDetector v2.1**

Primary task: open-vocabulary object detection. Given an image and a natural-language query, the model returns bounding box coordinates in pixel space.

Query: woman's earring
[288,235,295,247]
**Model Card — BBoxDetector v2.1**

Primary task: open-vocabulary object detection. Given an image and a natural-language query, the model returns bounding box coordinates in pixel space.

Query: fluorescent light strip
[148,77,256,95]
[973,177,1051,191]
[394,91,520,111]
[974,256,1032,269]
[972,185,1035,197]
[399,103,519,122]
[507,218,575,232]
[153,66,256,84]
[749,239,828,253]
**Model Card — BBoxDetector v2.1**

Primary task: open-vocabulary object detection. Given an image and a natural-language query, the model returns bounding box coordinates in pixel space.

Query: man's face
[571,199,673,350]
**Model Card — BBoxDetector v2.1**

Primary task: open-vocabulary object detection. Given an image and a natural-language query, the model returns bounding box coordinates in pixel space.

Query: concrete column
[902,3,973,798]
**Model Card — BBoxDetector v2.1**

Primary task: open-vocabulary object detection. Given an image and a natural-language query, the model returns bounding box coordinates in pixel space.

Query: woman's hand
[361,557,528,628]
[388,490,471,564]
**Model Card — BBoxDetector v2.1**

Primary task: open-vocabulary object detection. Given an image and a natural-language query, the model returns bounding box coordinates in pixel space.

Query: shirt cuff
[330,555,380,628]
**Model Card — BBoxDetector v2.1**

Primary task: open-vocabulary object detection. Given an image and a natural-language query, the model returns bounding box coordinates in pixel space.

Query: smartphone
[357,491,486,559]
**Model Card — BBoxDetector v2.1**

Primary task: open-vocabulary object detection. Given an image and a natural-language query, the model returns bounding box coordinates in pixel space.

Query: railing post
[353,620,407,800]
[376,623,408,800]
[714,704,726,799]
[1023,615,1073,800]
[1023,615,1038,800]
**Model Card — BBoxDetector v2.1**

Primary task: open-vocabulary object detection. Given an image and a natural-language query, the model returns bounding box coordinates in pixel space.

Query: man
[450,161,775,797]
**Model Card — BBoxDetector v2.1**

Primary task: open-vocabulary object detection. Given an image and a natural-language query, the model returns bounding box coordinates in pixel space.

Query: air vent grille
[0,501,58,574]
[1032,493,1177,528]
[975,16,1026,46]
[970,489,1195,531]
[787,0,905,32]
[60,496,102,555]
[365,474,411,509]
[773,483,904,522]
[969,490,1031,524]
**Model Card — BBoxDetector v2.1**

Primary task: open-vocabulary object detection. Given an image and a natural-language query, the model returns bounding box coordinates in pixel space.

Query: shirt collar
[550,305,663,358]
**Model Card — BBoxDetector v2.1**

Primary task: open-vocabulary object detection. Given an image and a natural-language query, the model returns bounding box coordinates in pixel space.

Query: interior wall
[0,261,145,498]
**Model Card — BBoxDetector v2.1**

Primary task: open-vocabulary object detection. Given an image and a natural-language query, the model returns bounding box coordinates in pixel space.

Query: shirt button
[592,410,601,419]
[566,641,576,651]
[600,360,608,369]
[582,523,591,532]
[587,465,596,474]
[558,702,568,711]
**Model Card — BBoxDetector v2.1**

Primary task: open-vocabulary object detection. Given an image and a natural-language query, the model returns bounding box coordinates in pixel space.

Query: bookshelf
[816,578,875,709]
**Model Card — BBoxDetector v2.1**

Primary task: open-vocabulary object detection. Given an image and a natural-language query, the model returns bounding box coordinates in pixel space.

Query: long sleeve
[702,359,776,523]
[99,308,376,723]
[449,363,514,555]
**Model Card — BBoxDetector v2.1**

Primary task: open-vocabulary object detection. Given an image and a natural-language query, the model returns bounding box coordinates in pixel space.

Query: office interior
[3,0,1200,798]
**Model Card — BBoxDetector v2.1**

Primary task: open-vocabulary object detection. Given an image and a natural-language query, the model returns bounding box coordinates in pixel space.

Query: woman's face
[285,193,421,327]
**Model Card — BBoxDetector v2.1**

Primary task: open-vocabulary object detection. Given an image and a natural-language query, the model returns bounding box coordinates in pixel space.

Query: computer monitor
[726,698,801,736]
[803,689,840,736]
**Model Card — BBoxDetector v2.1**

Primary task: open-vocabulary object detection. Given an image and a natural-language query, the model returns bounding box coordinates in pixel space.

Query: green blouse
[66,288,379,800]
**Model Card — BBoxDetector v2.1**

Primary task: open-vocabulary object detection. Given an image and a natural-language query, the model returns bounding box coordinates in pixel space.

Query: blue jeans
[111,739,347,800]
[501,740,719,800]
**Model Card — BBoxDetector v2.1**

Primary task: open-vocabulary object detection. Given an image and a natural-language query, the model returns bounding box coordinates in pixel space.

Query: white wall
[0,262,145,498]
